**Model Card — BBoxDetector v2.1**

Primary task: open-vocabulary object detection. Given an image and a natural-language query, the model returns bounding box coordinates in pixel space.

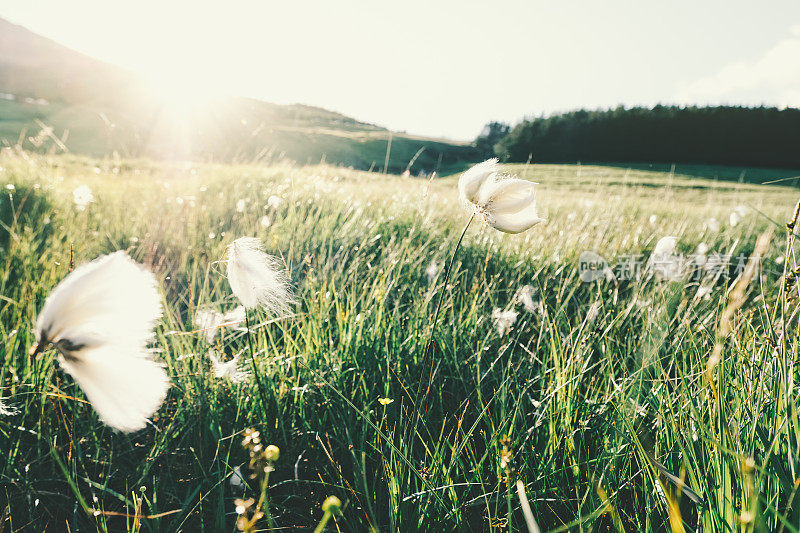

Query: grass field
[2,149,800,531]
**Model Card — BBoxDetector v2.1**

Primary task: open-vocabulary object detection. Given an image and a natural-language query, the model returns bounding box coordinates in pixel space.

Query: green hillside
[0,17,476,173]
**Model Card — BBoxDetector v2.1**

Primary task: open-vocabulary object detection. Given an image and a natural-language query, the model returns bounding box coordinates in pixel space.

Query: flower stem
[244,310,270,415]
[257,469,276,531]
[405,213,474,450]
[423,212,475,361]
[312,511,333,533]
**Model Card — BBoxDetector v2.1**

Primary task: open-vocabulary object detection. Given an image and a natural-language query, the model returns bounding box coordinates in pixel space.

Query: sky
[3,0,800,140]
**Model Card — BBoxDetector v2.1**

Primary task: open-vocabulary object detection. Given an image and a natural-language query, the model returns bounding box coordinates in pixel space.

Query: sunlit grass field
[2,148,800,531]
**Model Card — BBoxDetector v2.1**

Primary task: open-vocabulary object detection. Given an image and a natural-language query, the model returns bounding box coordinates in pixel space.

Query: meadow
[1,148,800,532]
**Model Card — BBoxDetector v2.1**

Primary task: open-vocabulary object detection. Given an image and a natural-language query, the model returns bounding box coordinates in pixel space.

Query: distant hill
[0,18,476,173]
[494,105,800,169]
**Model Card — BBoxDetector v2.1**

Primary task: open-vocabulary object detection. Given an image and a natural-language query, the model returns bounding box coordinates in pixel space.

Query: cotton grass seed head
[458,159,544,234]
[72,185,94,210]
[425,260,438,283]
[31,251,169,432]
[226,237,295,313]
[194,305,246,343]
[458,158,498,205]
[515,285,540,314]
[195,308,224,343]
[649,236,683,280]
[492,308,518,335]
[209,349,250,383]
[652,236,678,256]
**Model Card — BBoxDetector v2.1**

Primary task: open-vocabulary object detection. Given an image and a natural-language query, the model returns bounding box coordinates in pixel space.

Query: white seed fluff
[194,305,246,343]
[72,185,95,211]
[492,308,518,336]
[209,350,250,383]
[33,251,168,432]
[226,237,294,314]
[458,159,544,234]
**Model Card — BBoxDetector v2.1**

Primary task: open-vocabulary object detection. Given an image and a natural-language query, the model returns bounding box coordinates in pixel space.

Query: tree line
[476,105,800,169]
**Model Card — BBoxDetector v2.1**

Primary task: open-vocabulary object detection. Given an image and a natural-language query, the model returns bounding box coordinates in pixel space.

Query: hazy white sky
[3,0,800,140]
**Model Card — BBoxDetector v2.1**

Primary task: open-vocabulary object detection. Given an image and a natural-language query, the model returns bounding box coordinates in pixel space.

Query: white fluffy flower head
[653,236,678,256]
[458,158,498,205]
[458,160,544,234]
[194,305,246,343]
[425,260,438,283]
[226,237,295,314]
[492,308,518,335]
[209,350,250,383]
[73,185,94,211]
[32,251,169,432]
[515,285,540,314]
[649,236,683,280]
